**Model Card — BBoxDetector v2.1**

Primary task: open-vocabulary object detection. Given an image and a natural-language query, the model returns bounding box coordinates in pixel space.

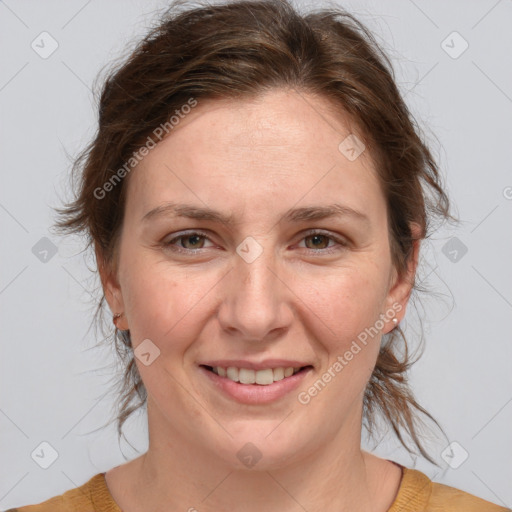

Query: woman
[7,0,508,510]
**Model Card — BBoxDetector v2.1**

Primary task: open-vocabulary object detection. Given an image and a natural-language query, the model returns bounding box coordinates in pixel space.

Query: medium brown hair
[54,0,451,464]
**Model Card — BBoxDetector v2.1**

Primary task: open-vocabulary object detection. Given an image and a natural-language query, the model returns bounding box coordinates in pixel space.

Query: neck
[116,402,397,512]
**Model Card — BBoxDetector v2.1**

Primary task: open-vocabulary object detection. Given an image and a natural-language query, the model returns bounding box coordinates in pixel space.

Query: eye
[161,229,347,256]
[303,233,332,249]
[297,230,347,253]
[163,231,214,252]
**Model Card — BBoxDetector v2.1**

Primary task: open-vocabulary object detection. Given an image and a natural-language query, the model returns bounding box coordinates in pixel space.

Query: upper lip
[200,359,312,371]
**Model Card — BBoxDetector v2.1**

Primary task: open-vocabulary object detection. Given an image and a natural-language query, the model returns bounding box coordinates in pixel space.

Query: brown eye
[304,234,331,249]
[179,234,206,249]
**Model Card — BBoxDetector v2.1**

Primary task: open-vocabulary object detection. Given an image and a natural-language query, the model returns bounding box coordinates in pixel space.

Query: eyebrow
[141,202,370,226]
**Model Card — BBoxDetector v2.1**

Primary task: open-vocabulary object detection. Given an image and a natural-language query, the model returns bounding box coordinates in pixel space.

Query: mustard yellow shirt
[5,465,509,511]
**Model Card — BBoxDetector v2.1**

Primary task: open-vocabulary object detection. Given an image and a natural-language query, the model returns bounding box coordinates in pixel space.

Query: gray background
[1,0,511,509]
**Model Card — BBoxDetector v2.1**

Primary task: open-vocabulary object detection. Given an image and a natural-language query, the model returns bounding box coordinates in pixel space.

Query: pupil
[307,235,328,249]
[183,235,203,248]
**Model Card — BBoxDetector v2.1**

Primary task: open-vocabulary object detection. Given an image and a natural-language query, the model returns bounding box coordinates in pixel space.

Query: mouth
[201,365,312,385]
[199,364,314,404]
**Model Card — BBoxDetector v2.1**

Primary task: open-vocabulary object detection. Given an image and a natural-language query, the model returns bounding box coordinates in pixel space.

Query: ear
[95,243,129,330]
[382,222,421,333]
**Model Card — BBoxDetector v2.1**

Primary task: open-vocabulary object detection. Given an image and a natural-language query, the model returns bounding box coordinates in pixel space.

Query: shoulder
[428,480,510,512]
[3,473,114,512]
[391,466,510,512]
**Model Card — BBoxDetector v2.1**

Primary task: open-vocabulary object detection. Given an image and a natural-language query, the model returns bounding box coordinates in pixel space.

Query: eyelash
[162,230,348,255]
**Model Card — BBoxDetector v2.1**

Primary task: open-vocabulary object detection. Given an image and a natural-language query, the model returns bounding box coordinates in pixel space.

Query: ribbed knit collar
[87,464,431,512]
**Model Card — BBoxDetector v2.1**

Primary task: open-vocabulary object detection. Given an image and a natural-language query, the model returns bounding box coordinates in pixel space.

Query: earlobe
[383,276,410,335]
[384,223,422,331]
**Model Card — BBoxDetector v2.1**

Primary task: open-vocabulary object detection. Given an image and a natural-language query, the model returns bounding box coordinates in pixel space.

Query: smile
[200,364,313,404]
[206,365,303,385]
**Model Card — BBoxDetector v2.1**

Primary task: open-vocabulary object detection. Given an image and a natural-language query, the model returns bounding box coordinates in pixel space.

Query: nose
[217,248,294,342]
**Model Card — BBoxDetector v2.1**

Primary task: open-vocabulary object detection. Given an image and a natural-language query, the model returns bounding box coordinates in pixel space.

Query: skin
[99,88,419,512]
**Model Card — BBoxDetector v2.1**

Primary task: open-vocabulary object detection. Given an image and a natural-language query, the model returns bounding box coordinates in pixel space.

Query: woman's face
[103,88,415,469]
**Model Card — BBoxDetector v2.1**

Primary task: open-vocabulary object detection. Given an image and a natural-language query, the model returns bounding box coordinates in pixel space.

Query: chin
[210,426,313,472]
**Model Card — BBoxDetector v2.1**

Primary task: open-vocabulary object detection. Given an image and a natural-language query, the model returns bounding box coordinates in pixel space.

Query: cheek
[119,249,224,350]
[290,261,390,400]
[292,269,388,422]
[292,262,390,347]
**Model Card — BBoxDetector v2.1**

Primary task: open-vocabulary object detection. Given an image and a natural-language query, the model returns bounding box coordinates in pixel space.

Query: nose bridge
[238,253,276,303]
[219,245,292,340]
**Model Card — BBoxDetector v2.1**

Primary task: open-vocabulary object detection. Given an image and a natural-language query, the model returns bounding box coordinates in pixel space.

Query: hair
[53,0,452,465]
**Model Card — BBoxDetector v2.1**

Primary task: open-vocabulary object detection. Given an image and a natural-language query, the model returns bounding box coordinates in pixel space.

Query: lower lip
[199,366,312,404]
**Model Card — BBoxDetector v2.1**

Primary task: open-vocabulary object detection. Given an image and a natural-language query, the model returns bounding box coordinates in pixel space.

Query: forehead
[124,89,384,222]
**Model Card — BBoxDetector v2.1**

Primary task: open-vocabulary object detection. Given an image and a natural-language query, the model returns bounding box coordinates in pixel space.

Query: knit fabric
[6,465,509,511]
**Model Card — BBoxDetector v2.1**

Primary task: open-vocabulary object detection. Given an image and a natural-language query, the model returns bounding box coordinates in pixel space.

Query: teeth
[273,367,284,381]
[212,366,304,385]
[226,367,239,382]
[239,368,255,384]
[255,368,274,385]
